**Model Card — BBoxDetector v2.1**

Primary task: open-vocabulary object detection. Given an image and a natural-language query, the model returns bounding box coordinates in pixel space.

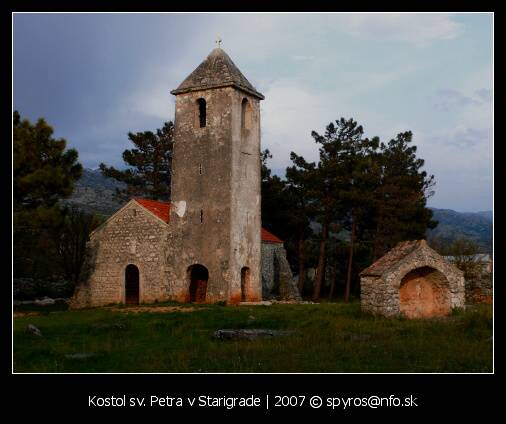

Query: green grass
[13,301,492,373]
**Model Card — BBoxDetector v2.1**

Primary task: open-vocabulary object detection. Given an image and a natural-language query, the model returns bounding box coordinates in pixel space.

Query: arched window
[241,98,251,130]
[197,98,206,128]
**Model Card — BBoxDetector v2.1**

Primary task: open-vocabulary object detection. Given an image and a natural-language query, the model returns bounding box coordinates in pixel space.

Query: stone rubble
[26,324,42,337]
[213,329,294,340]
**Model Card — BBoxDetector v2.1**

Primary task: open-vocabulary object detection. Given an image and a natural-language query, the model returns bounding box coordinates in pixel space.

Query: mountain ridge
[427,207,492,253]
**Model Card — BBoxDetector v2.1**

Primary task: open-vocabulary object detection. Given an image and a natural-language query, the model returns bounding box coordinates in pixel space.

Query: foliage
[371,131,437,259]
[13,111,83,282]
[13,111,100,294]
[13,111,82,211]
[430,237,484,280]
[99,122,174,201]
[52,205,103,283]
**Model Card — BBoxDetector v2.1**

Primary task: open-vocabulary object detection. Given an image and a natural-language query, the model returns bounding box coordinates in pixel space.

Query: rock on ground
[14,297,69,306]
[26,324,42,337]
[214,329,294,340]
[65,353,101,359]
[34,297,56,306]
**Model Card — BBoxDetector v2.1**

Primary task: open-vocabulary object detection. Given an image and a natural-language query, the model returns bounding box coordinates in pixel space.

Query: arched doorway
[187,264,208,303]
[125,264,140,305]
[399,266,451,318]
[241,267,251,301]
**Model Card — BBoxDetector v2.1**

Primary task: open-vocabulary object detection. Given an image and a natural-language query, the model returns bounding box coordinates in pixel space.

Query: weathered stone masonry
[261,241,301,300]
[360,240,465,318]
[73,201,171,307]
[71,198,292,308]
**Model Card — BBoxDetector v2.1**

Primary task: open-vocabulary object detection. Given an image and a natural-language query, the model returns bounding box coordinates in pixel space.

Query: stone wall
[71,199,296,308]
[465,274,493,304]
[360,275,397,316]
[261,243,301,300]
[70,201,172,308]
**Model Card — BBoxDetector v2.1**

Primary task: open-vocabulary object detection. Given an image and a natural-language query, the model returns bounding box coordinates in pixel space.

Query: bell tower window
[197,98,206,128]
[241,98,252,130]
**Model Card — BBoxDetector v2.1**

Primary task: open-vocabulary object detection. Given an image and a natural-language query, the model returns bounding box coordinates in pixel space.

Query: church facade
[71,47,299,308]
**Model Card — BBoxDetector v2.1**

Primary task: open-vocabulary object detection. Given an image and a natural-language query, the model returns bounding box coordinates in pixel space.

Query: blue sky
[13,13,493,212]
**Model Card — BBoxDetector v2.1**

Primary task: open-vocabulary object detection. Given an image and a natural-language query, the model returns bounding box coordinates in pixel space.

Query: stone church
[71,46,300,308]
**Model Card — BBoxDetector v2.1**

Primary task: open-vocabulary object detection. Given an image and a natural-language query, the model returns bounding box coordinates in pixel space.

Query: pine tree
[14,111,82,211]
[13,111,83,280]
[285,153,317,293]
[99,121,174,201]
[372,131,437,259]
[308,118,365,300]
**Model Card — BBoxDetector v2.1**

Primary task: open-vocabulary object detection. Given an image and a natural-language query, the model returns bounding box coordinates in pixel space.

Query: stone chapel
[71,46,300,308]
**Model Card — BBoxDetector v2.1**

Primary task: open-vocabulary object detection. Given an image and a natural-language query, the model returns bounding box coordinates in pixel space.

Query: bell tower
[169,46,264,303]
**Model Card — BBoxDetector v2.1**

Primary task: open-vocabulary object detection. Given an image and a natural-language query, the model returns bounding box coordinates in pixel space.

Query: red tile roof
[261,228,283,244]
[134,198,171,223]
[133,198,283,244]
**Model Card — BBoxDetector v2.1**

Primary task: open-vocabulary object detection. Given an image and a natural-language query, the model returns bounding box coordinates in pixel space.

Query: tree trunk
[372,224,385,262]
[344,213,356,303]
[297,231,306,294]
[328,266,337,301]
[312,216,329,301]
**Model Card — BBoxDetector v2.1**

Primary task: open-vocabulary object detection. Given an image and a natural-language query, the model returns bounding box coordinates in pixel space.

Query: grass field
[13,301,493,373]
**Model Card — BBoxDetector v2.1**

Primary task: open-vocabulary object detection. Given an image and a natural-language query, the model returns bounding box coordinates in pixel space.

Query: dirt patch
[14,311,42,318]
[214,329,295,340]
[107,306,205,314]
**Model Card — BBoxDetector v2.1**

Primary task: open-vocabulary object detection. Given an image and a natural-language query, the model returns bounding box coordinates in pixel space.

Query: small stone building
[360,240,465,318]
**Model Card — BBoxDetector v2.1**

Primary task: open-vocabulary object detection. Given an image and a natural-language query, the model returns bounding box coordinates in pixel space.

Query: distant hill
[476,210,493,221]
[428,208,493,253]
[62,168,126,217]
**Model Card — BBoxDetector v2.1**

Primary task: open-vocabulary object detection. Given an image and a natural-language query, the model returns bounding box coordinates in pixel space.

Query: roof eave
[170,82,265,100]
[359,271,382,277]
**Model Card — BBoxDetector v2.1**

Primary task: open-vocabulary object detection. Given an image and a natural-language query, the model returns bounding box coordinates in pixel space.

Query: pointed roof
[171,48,264,100]
[360,240,428,277]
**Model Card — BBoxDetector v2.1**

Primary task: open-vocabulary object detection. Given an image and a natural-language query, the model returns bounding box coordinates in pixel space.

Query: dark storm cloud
[13,13,195,168]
